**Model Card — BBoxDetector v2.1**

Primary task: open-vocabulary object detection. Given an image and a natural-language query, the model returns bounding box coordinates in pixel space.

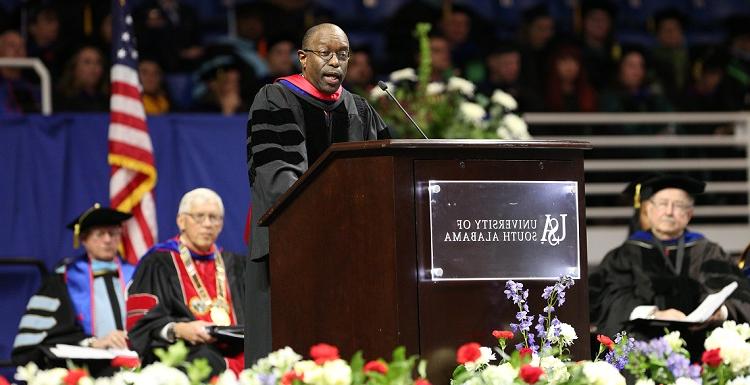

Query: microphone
[377,81,429,139]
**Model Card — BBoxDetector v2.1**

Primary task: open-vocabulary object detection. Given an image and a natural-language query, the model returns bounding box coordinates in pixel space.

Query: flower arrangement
[369,23,530,141]
[450,276,629,385]
[14,342,429,385]
[625,321,750,385]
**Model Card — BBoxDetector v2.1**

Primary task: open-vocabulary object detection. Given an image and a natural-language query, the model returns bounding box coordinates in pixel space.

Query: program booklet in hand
[632,281,738,325]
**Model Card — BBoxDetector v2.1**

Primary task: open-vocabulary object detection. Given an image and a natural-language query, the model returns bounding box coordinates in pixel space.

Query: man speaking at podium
[245,23,390,361]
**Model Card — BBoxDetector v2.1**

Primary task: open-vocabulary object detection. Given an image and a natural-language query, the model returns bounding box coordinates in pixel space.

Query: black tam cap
[66,204,132,248]
[622,172,664,209]
[639,174,706,202]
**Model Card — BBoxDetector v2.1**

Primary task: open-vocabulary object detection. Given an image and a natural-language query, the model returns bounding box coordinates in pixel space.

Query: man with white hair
[127,188,246,375]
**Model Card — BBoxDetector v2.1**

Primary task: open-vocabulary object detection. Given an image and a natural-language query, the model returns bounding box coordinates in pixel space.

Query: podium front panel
[413,157,589,383]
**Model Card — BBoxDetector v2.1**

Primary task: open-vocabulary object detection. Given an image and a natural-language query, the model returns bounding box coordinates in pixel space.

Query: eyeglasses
[89,228,122,238]
[302,49,350,62]
[184,212,224,225]
[649,199,693,214]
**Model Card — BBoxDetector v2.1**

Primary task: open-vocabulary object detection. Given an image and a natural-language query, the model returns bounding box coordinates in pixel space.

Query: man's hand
[653,308,687,320]
[173,320,216,345]
[91,330,128,349]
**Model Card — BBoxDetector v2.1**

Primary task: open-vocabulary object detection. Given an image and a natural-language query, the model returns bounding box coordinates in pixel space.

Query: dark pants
[244,256,272,365]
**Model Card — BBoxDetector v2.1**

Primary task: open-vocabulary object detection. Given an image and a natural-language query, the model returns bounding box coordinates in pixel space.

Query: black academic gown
[126,249,246,374]
[245,81,390,362]
[590,230,750,357]
[12,255,133,370]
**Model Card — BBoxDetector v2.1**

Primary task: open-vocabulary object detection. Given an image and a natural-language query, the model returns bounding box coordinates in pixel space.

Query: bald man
[245,23,390,361]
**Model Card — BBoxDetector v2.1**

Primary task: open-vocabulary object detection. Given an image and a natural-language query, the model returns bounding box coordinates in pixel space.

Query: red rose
[310,343,340,364]
[111,355,141,369]
[492,330,514,340]
[209,376,220,385]
[519,364,544,384]
[518,347,533,359]
[702,348,723,368]
[597,335,614,350]
[363,360,389,374]
[0,375,10,385]
[281,370,304,385]
[456,342,482,364]
[414,378,432,385]
[63,369,88,385]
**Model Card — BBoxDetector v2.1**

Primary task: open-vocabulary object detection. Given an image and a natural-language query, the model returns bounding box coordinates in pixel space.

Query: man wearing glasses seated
[590,174,750,357]
[127,188,246,375]
[13,205,134,368]
[246,22,391,361]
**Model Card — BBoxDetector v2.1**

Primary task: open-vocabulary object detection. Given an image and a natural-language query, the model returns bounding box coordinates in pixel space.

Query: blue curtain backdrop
[0,114,251,366]
[0,113,251,267]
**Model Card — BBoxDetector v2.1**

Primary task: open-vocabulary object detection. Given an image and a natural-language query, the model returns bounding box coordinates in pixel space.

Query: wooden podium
[260,140,590,383]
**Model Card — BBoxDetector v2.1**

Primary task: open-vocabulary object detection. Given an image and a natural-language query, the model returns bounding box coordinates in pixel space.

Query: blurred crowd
[3,0,750,116]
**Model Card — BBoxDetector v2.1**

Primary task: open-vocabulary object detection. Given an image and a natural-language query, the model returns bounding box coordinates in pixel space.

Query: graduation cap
[638,174,706,202]
[652,8,687,32]
[522,4,551,24]
[622,172,663,234]
[66,203,132,248]
[581,0,616,19]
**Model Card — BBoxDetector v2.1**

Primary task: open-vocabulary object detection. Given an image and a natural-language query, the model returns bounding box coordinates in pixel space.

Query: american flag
[108,0,158,264]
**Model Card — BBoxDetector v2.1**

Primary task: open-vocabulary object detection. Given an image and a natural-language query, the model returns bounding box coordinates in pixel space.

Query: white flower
[15,362,39,383]
[582,361,626,385]
[110,370,140,385]
[295,360,324,385]
[139,362,191,385]
[94,376,114,385]
[705,325,750,373]
[464,346,496,372]
[321,359,351,385]
[674,377,701,385]
[499,114,530,139]
[389,68,417,83]
[557,323,578,346]
[238,370,261,385]
[447,77,475,97]
[635,379,655,385]
[480,363,517,385]
[426,82,445,95]
[265,347,302,375]
[728,376,750,385]
[491,90,518,110]
[79,377,95,385]
[459,102,486,125]
[664,331,684,351]
[369,82,392,100]
[30,368,68,385]
[537,356,569,385]
[215,370,239,385]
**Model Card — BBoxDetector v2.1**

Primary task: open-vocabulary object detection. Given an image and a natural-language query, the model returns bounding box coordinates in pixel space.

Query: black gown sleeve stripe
[250,128,305,148]
[250,108,296,126]
[252,147,305,168]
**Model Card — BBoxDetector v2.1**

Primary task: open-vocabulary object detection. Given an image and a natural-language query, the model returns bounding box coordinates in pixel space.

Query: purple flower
[604,332,635,370]
[667,353,691,378]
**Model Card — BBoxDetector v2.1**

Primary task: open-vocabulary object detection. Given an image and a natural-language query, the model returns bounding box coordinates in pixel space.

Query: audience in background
[139,59,171,115]
[439,5,485,82]
[544,42,597,112]
[0,29,40,114]
[520,4,556,97]
[3,0,750,115]
[651,8,690,109]
[478,42,542,112]
[343,46,375,95]
[134,0,204,73]
[26,5,70,82]
[579,0,618,91]
[55,45,108,112]
[193,54,245,115]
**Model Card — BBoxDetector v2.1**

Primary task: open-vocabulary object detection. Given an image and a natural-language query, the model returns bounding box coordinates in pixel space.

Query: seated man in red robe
[127,188,245,375]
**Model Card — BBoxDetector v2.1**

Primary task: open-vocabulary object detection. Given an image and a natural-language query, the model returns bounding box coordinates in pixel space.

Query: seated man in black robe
[245,22,391,361]
[13,205,134,368]
[127,188,245,375]
[590,174,750,357]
